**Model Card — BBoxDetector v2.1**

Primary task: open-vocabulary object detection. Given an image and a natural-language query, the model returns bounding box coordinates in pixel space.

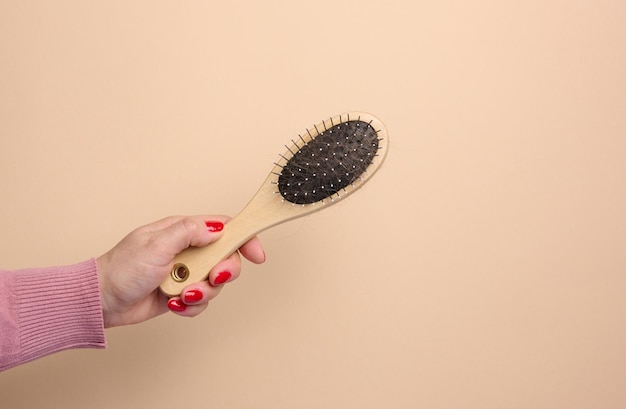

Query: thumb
[150,216,227,259]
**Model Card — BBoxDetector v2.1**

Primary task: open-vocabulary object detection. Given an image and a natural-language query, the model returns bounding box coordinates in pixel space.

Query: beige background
[1,1,625,408]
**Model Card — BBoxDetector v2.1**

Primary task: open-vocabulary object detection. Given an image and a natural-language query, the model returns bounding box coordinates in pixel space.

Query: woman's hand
[96,215,265,328]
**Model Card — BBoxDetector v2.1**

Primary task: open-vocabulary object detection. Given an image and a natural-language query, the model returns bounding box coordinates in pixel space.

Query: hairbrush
[159,112,389,296]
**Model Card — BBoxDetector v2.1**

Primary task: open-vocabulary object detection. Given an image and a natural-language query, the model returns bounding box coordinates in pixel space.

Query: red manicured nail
[214,271,232,285]
[168,299,187,312]
[183,289,203,303]
[205,221,224,232]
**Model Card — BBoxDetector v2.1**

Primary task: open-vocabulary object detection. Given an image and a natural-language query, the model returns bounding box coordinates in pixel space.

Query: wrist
[95,254,114,328]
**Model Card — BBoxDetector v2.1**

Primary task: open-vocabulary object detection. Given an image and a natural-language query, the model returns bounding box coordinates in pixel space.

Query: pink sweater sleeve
[0,259,106,371]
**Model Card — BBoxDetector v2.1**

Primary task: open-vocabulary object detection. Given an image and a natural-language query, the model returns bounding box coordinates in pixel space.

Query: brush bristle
[277,119,380,204]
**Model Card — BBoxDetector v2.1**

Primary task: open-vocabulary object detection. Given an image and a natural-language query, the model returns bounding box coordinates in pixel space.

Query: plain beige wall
[1,1,626,408]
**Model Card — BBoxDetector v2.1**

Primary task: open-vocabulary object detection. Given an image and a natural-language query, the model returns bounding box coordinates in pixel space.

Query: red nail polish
[168,299,186,312]
[205,221,224,232]
[214,271,232,285]
[183,290,203,303]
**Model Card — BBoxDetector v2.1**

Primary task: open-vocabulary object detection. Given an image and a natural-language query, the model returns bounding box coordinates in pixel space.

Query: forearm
[0,259,106,372]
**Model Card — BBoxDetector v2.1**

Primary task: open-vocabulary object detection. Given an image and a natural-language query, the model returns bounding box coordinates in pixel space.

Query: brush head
[273,112,387,205]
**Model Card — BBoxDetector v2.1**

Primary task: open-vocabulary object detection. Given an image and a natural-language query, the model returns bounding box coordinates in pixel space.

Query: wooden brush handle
[159,212,258,296]
[159,178,315,296]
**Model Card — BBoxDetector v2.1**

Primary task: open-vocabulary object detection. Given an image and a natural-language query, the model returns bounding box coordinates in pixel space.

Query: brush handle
[159,178,314,296]
[159,210,260,296]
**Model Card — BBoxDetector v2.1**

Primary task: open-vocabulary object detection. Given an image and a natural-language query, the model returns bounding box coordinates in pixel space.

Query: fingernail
[168,299,187,312]
[205,221,224,232]
[214,271,232,285]
[183,289,203,303]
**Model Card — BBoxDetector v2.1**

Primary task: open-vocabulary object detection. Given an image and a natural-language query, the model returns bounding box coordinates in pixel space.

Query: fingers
[239,236,266,264]
[166,298,209,317]
[166,250,243,317]
[161,216,267,318]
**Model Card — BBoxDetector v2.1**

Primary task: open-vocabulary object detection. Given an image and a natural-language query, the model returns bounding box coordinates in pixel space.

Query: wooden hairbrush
[159,112,389,296]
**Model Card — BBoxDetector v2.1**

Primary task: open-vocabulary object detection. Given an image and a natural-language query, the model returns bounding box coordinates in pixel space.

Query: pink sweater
[0,259,106,371]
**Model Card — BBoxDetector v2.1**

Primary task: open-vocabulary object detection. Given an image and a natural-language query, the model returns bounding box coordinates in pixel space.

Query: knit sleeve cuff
[10,259,106,368]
